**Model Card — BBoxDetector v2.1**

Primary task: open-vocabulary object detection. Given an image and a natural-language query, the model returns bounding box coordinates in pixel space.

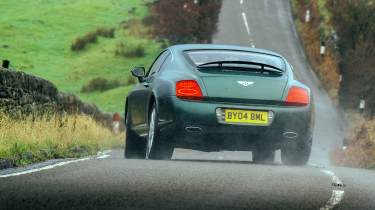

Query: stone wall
[0,67,115,129]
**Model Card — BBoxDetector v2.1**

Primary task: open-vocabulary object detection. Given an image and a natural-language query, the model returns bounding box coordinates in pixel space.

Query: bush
[95,27,115,38]
[71,27,115,51]
[127,76,136,85]
[149,0,222,44]
[115,42,145,58]
[332,112,375,168]
[81,77,124,93]
[125,19,149,37]
[330,0,375,115]
[71,32,98,51]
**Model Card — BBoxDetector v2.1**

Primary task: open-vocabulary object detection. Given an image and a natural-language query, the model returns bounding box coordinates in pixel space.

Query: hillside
[0,0,161,113]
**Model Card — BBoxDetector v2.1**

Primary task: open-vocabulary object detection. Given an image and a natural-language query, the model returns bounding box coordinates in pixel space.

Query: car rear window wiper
[197,60,283,74]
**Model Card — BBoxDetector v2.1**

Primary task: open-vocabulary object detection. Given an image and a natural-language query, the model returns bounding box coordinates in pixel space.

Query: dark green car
[125,44,314,165]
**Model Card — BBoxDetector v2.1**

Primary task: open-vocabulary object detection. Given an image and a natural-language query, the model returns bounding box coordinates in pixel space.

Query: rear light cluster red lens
[285,86,310,106]
[176,80,203,100]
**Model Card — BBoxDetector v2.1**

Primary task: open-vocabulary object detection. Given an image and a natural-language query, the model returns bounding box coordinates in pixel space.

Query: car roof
[168,44,283,58]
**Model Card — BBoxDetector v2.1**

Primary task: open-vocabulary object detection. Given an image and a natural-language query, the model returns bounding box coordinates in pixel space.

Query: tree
[332,0,375,116]
[148,0,222,44]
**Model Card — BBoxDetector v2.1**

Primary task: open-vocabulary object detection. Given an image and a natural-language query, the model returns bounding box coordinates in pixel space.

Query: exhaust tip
[185,126,203,134]
[283,131,298,139]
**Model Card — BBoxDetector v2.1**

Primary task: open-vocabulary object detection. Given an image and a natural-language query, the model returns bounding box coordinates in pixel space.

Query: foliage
[127,76,136,85]
[291,0,340,98]
[81,77,125,93]
[147,0,222,44]
[115,42,146,58]
[328,0,375,116]
[332,112,375,168]
[294,0,375,167]
[95,27,115,38]
[71,27,115,51]
[71,31,98,51]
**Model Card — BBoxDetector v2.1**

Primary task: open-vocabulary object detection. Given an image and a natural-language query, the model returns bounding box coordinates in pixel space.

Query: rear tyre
[146,103,174,160]
[281,138,312,166]
[252,149,275,163]
[124,109,146,159]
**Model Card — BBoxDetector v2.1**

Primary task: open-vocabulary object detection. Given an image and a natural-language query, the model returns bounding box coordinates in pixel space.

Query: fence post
[320,41,326,56]
[305,10,311,23]
[359,99,365,114]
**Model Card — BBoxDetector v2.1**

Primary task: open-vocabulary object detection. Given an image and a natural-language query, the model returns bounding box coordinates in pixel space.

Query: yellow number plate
[225,109,268,125]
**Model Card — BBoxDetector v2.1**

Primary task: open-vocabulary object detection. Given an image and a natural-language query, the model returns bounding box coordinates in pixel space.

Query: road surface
[1,1,375,209]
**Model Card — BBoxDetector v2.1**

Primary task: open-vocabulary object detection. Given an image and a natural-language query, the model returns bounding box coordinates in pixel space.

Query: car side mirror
[131,67,145,82]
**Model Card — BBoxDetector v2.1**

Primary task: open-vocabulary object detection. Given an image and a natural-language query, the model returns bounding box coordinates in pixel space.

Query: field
[0,0,161,113]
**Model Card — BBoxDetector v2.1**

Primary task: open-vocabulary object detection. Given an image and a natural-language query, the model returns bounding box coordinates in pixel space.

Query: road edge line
[0,150,112,178]
[320,169,345,210]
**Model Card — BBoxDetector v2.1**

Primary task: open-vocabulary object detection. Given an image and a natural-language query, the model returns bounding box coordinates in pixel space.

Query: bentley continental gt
[124,44,314,165]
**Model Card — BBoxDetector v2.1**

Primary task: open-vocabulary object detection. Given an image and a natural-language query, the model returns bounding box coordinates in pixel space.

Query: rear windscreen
[185,50,284,70]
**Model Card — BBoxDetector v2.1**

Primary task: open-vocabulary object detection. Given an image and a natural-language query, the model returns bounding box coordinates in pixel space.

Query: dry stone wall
[0,67,114,128]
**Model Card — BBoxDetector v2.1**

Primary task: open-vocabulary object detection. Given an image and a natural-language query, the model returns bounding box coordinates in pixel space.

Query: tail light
[176,80,203,100]
[285,86,310,106]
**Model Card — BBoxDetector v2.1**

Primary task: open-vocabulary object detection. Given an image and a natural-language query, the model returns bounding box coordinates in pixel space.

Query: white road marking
[240,0,243,5]
[241,12,255,47]
[97,150,112,158]
[242,12,251,36]
[217,156,224,160]
[320,169,345,210]
[321,169,344,186]
[321,190,345,210]
[97,154,110,159]
[0,150,112,178]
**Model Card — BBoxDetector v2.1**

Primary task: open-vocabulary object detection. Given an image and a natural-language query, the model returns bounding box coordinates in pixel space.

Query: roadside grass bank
[332,112,375,169]
[291,0,340,101]
[0,113,124,169]
[292,0,375,169]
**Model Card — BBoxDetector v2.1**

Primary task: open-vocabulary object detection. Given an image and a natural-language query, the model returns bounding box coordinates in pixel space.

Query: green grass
[80,86,134,114]
[0,0,161,112]
[317,0,332,38]
[317,0,332,24]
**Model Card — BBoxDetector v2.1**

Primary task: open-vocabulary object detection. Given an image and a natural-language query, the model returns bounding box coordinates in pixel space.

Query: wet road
[1,0,375,209]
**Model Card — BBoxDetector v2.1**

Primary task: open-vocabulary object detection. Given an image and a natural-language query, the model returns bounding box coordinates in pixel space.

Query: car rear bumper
[157,96,314,151]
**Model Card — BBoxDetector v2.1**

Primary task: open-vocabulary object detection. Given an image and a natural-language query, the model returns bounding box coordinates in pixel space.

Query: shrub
[95,27,115,38]
[332,112,375,168]
[81,77,124,93]
[71,32,98,51]
[149,0,222,44]
[71,27,115,52]
[121,19,149,38]
[115,42,145,58]
[329,0,375,115]
[127,76,136,85]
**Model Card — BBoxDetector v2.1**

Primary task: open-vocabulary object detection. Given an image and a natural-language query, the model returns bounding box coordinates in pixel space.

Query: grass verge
[291,0,340,100]
[292,1,375,169]
[332,112,375,169]
[0,113,124,168]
